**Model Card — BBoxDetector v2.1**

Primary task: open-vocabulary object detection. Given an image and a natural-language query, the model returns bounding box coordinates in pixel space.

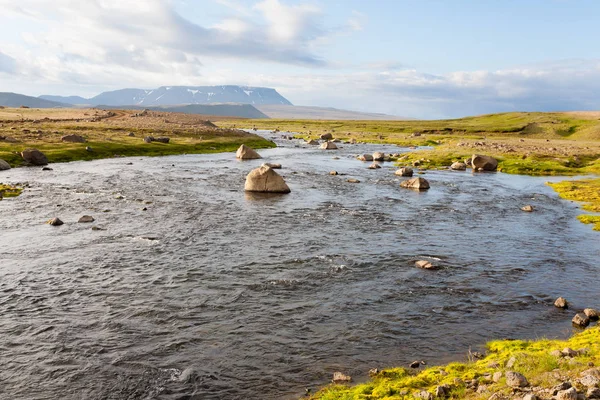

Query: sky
[1,0,600,119]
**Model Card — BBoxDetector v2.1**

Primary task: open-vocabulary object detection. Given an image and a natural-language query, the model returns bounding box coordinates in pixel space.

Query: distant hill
[0,92,68,108]
[99,103,269,119]
[255,104,407,120]
[40,85,292,107]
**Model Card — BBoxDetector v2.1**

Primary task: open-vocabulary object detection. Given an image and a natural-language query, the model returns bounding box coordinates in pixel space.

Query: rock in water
[368,163,381,169]
[450,161,467,170]
[584,308,600,321]
[0,159,11,170]
[358,154,374,161]
[306,139,319,145]
[236,144,262,159]
[262,163,282,169]
[415,260,436,270]
[244,165,290,193]
[521,205,535,212]
[21,148,48,166]
[332,371,351,383]
[47,217,64,226]
[78,215,95,223]
[346,178,360,183]
[471,154,498,171]
[573,313,590,327]
[320,142,338,150]
[400,177,430,190]
[61,134,86,143]
[372,152,385,161]
[320,133,333,141]
[329,171,338,175]
[554,297,568,309]
[395,167,414,177]
[505,371,529,387]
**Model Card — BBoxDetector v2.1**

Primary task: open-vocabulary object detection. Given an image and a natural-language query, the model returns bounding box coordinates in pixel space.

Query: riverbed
[0,132,598,399]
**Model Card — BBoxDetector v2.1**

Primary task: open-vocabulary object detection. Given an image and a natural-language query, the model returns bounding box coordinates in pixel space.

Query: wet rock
[521,205,534,212]
[368,368,380,377]
[556,387,578,400]
[415,260,436,270]
[346,178,360,183]
[244,165,290,194]
[21,148,49,166]
[450,162,467,170]
[61,134,86,143]
[505,371,529,387]
[47,217,64,226]
[372,152,385,161]
[320,142,338,150]
[400,177,430,190]
[584,308,600,321]
[154,137,170,143]
[410,360,425,368]
[177,367,197,383]
[395,167,413,177]
[332,371,351,383]
[572,313,590,327]
[471,154,498,171]
[320,133,333,141]
[358,154,374,162]
[368,163,381,169]
[78,215,95,223]
[143,136,155,143]
[236,144,262,160]
[554,297,569,309]
[306,139,319,145]
[262,163,282,169]
[42,167,53,171]
[0,159,11,170]
[329,171,338,175]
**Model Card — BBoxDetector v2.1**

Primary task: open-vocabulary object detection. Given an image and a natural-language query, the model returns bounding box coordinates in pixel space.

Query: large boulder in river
[244,165,290,193]
[61,134,86,143]
[0,159,10,170]
[320,133,333,141]
[471,154,498,171]
[236,144,262,160]
[400,177,430,190]
[395,167,413,177]
[373,152,385,161]
[320,141,338,150]
[21,148,48,166]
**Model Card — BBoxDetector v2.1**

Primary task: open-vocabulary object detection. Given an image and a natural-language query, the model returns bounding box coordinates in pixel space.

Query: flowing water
[0,132,598,400]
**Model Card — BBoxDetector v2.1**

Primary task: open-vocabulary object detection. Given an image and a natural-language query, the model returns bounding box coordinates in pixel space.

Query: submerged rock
[244,165,290,193]
[521,205,535,212]
[415,260,436,270]
[21,148,48,166]
[400,177,430,190]
[236,144,262,160]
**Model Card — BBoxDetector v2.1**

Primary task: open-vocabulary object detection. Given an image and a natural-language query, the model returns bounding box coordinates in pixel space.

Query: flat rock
[236,144,262,159]
[368,163,381,169]
[244,165,290,193]
[154,137,170,143]
[346,178,360,183]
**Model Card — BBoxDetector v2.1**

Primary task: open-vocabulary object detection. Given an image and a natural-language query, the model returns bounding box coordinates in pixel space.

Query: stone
[400,177,430,190]
[554,297,569,309]
[372,152,385,161]
[0,159,11,170]
[358,154,374,161]
[154,137,170,143]
[320,142,338,150]
[346,178,360,183]
[320,133,333,141]
[580,374,600,388]
[244,165,290,193]
[471,154,498,171]
[550,349,563,357]
[415,260,436,270]
[21,148,49,166]
[349,138,357,144]
[86,146,93,152]
[329,171,338,175]
[572,313,590,327]
[47,217,64,226]
[415,390,433,400]
[78,215,95,223]
[306,139,319,145]
[556,387,578,400]
[588,388,600,398]
[61,134,86,143]
[506,356,517,368]
[435,385,451,398]
[522,394,538,400]
[562,348,578,357]
[505,371,528,388]
[262,163,282,169]
[492,371,503,382]
[395,167,414,177]
[128,132,135,137]
[521,205,534,212]
[450,162,467,170]
[332,371,351,383]
[368,163,381,169]
[42,167,53,171]
[584,308,600,321]
[143,136,154,143]
[410,360,424,368]
[236,144,262,160]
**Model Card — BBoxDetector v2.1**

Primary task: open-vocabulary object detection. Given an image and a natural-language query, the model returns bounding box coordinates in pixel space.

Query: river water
[0,132,598,400]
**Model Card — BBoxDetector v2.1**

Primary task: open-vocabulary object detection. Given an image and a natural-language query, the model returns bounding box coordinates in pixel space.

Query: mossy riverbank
[311,327,600,400]
[547,179,600,231]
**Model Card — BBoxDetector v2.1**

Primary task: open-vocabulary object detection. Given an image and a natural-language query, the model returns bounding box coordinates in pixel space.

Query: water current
[0,131,598,399]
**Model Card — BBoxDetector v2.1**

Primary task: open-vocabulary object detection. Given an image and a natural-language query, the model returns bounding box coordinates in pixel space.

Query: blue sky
[1,0,599,118]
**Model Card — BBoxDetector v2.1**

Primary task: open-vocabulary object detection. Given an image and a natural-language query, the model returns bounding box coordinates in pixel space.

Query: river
[0,131,598,399]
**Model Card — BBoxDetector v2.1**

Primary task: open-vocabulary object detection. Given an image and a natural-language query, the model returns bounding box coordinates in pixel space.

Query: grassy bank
[311,327,600,400]
[548,179,600,231]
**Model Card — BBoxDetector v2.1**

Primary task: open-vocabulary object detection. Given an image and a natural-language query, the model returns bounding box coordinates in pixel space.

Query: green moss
[548,178,600,230]
[310,327,600,400]
[0,184,22,198]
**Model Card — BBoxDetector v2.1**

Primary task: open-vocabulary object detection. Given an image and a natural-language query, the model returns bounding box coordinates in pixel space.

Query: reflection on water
[0,132,598,399]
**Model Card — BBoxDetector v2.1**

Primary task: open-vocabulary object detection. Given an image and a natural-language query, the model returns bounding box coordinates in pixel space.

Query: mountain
[39,95,91,105]
[0,92,68,108]
[255,105,408,120]
[99,103,269,119]
[40,86,292,107]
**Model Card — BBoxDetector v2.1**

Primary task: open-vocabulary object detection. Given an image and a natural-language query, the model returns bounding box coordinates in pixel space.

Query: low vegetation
[0,183,22,198]
[548,179,600,230]
[311,327,600,400]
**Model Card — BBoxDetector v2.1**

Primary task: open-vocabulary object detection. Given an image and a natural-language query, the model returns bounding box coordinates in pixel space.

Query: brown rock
[368,163,381,169]
[0,159,11,170]
[505,371,529,388]
[415,260,436,270]
[400,177,430,190]
[329,171,338,175]
[521,205,534,212]
[572,313,590,327]
[471,154,498,171]
[372,152,385,161]
[555,297,568,309]
[236,144,262,159]
[244,165,290,193]
[47,217,64,226]
[346,178,360,183]
[395,167,413,177]
[332,371,351,383]
[450,162,467,171]
[78,215,95,223]
[21,148,48,166]
[584,308,600,321]
[154,137,170,143]
[358,154,374,161]
[61,134,86,143]
[262,163,282,169]
[320,133,333,141]
[320,142,338,150]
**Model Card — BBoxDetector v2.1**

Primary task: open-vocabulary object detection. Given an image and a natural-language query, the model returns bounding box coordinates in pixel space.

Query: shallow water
[0,132,598,400]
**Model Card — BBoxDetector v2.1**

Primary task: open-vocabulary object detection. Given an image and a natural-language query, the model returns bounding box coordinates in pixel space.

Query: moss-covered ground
[548,179,600,231]
[0,183,22,198]
[311,327,600,400]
